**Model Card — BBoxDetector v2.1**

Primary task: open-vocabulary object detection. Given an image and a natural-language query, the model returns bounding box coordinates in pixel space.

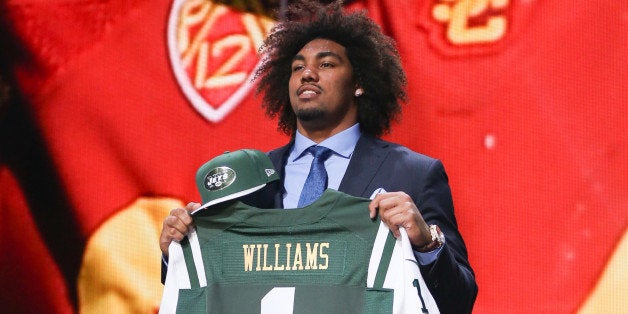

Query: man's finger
[170,207,194,225]
[368,197,381,219]
[185,202,201,212]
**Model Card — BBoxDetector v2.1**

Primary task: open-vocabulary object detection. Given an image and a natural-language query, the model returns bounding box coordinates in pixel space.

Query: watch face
[431,225,445,246]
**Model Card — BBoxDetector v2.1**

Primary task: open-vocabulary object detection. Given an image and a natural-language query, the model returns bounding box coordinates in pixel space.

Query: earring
[355,89,364,97]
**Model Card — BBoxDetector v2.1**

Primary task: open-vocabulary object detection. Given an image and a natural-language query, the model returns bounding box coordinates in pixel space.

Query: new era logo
[265,169,276,177]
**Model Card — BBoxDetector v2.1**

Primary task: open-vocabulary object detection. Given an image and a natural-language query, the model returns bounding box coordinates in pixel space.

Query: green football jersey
[160,189,439,314]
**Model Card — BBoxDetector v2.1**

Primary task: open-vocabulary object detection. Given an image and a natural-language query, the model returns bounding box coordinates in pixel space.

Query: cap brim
[191,183,267,215]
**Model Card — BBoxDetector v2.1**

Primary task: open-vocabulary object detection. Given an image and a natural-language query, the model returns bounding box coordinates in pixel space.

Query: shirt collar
[292,123,361,161]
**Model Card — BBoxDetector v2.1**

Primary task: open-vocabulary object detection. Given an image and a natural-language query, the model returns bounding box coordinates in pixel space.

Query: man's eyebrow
[291,51,343,62]
[317,51,342,60]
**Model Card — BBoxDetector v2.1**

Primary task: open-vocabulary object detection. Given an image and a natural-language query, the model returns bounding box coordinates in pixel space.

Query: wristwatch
[417,224,445,252]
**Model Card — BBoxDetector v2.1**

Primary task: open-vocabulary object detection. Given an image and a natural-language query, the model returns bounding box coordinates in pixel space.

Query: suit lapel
[267,141,293,208]
[268,143,291,179]
[269,135,390,204]
[338,136,390,198]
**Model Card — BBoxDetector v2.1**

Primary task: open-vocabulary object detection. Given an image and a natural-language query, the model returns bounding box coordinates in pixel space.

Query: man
[160,1,477,312]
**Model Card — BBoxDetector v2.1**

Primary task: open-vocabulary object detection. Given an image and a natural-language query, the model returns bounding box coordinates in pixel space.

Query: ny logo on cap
[204,167,236,191]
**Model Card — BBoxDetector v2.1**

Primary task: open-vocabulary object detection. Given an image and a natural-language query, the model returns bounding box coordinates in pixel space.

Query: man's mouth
[297,85,321,98]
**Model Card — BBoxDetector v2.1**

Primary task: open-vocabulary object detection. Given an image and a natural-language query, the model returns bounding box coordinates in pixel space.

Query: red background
[1,0,626,313]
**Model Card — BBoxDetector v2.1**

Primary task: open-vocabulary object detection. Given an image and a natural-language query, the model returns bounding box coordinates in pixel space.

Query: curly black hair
[255,0,407,137]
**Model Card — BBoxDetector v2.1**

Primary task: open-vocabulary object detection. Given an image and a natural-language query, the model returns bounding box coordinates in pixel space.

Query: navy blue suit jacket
[162,135,477,313]
[268,135,478,314]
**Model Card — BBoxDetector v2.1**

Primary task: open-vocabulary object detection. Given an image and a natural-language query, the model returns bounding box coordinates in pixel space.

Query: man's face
[288,38,359,134]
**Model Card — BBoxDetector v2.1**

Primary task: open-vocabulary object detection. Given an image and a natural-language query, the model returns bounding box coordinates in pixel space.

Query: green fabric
[179,189,392,313]
[181,236,200,289]
[202,284,367,313]
[176,287,206,314]
[373,232,396,289]
[363,288,394,314]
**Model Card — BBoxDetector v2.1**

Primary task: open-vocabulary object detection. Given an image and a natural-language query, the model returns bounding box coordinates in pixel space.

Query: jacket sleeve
[161,254,168,284]
[416,159,478,314]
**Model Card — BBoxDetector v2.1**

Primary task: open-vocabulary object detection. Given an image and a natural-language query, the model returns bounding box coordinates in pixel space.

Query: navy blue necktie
[298,146,334,207]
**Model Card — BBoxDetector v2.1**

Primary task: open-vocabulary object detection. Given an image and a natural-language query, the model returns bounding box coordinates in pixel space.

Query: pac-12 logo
[418,0,518,56]
[167,0,275,122]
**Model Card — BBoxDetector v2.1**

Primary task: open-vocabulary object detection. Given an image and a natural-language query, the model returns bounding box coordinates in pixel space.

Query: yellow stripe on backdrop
[578,227,628,313]
[78,197,183,313]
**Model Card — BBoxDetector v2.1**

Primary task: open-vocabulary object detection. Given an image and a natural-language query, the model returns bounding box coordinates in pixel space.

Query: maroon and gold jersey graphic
[417,0,522,56]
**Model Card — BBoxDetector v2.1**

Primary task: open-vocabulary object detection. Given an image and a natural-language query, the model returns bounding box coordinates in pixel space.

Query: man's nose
[301,67,318,82]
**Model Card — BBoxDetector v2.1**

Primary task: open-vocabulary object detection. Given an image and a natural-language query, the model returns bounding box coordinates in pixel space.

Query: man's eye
[292,65,304,72]
[321,62,334,68]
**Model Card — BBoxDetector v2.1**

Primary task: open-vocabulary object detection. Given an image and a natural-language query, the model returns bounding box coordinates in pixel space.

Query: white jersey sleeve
[159,228,207,314]
[367,223,440,314]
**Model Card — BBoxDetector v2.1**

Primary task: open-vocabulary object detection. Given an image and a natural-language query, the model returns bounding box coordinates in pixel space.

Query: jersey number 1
[261,287,295,314]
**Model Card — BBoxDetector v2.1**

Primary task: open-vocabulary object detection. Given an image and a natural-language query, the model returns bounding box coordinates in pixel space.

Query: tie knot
[307,146,334,161]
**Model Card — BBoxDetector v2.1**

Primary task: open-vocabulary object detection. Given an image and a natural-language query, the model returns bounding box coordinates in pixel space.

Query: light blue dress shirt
[283,124,361,209]
[281,123,441,265]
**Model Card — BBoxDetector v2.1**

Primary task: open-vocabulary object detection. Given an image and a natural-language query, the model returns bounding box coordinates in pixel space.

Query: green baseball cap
[192,149,279,214]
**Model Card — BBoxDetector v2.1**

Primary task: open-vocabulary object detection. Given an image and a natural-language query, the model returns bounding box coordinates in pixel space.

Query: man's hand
[368,192,431,249]
[159,202,200,256]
